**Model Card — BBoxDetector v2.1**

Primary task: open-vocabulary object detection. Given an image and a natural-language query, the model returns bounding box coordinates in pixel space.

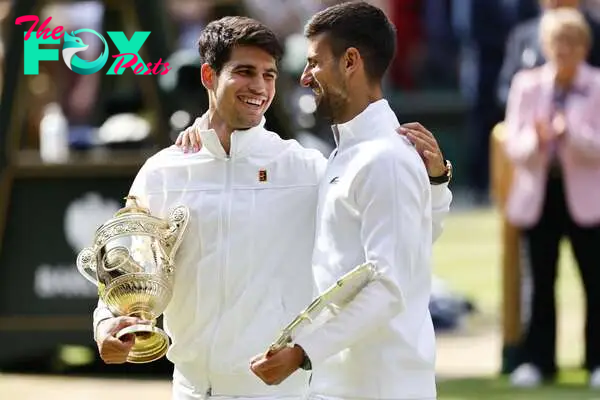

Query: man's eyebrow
[232,64,278,75]
[232,64,256,70]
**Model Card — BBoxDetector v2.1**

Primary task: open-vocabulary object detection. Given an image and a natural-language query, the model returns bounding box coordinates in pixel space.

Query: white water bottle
[39,102,69,163]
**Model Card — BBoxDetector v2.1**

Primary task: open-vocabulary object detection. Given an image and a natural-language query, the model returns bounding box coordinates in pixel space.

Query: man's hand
[96,316,141,364]
[397,122,446,177]
[250,345,305,385]
[175,117,203,153]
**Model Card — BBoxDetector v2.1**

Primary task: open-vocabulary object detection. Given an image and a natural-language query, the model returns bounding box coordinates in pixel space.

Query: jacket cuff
[93,306,115,341]
[430,182,449,197]
[294,330,328,367]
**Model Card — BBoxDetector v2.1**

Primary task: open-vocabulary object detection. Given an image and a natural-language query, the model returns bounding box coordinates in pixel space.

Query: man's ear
[343,47,361,76]
[201,63,216,90]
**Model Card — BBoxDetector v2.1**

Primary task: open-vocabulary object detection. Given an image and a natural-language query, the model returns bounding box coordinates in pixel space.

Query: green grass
[432,208,583,313]
[439,371,599,399]
[431,208,591,398]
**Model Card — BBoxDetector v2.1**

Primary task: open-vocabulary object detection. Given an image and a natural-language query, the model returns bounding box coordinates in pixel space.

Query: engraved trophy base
[116,324,170,364]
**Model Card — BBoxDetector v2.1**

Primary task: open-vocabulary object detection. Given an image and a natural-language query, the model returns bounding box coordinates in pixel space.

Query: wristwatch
[429,159,453,185]
[297,346,312,370]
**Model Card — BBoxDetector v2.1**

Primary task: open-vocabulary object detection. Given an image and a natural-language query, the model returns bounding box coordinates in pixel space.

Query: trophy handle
[269,300,321,352]
[165,205,190,258]
[76,247,99,286]
[268,263,377,353]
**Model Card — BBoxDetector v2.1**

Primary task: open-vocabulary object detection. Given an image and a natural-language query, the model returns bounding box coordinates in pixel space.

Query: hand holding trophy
[269,262,377,352]
[250,262,378,384]
[76,195,189,363]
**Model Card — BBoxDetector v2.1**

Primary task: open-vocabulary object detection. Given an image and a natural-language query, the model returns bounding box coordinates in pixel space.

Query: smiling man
[92,14,452,400]
[93,17,324,400]
[250,3,442,399]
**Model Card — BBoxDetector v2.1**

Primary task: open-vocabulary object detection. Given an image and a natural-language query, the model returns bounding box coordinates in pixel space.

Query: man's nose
[248,76,267,94]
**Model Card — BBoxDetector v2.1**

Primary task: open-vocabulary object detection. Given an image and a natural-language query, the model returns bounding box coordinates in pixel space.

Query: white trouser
[172,383,299,400]
[173,389,290,400]
[171,375,302,400]
[173,388,299,400]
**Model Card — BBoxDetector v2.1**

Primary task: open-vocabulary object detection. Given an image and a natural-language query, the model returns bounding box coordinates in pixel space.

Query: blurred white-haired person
[504,7,600,388]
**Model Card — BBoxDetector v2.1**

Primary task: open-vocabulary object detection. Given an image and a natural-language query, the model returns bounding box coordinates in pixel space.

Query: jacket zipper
[205,140,235,396]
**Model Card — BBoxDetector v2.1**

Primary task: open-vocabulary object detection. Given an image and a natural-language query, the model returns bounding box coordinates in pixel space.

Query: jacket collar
[332,99,398,149]
[194,111,267,160]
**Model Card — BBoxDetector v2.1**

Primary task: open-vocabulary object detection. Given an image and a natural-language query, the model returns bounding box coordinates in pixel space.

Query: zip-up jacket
[93,112,452,398]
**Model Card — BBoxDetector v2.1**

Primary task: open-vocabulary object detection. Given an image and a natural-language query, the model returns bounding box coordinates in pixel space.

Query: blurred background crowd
[1,0,600,399]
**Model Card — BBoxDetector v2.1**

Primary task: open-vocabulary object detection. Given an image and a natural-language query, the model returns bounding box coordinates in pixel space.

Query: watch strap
[429,160,452,185]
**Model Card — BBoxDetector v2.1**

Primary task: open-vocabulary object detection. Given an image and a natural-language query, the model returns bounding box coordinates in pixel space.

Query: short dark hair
[304,1,396,82]
[197,16,284,74]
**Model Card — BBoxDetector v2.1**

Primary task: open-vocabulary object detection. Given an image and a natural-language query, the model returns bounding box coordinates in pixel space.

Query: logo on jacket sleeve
[258,169,268,182]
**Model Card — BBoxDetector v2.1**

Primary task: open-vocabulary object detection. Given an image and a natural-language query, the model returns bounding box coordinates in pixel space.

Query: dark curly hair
[304,1,396,83]
[197,16,284,74]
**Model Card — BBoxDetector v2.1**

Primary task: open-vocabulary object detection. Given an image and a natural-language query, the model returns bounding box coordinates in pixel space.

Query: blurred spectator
[0,25,3,98]
[584,0,600,21]
[166,0,214,49]
[497,0,600,108]
[503,8,600,388]
[243,0,321,39]
[421,0,458,88]
[38,1,105,149]
[451,0,524,204]
[386,0,424,90]
[0,0,11,102]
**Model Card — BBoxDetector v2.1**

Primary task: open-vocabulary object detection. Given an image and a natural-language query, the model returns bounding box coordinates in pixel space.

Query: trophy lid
[91,195,174,249]
[115,195,151,217]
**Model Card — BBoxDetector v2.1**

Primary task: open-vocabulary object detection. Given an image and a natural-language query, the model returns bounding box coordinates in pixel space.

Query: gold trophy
[269,262,377,352]
[76,195,190,363]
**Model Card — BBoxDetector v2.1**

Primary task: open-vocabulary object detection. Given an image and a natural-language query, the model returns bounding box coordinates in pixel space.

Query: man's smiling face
[210,45,278,130]
[300,33,350,123]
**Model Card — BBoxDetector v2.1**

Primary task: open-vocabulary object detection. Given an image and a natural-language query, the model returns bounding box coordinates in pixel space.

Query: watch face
[446,161,453,178]
[429,160,452,184]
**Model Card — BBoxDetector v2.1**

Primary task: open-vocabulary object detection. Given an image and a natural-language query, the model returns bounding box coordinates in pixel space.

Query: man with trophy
[249,3,443,400]
[80,8,452,400]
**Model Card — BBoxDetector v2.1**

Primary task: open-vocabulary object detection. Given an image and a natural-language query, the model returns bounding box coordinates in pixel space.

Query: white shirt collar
[194,111,267,159]
[331,99,398,149]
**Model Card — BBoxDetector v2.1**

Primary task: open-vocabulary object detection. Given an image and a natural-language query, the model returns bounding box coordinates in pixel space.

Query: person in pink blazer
[504,7,600,388]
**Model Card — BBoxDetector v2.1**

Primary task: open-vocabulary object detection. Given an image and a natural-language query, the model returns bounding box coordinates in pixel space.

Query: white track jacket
[295,100,442,400]
[93,110,452,399]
